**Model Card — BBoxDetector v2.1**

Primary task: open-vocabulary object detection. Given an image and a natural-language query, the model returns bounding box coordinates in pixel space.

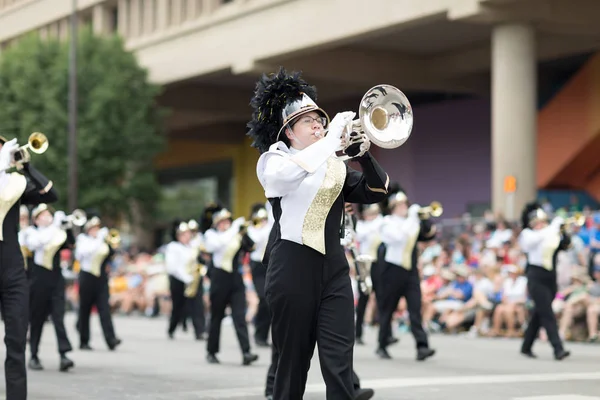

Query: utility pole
[68,0,78,211]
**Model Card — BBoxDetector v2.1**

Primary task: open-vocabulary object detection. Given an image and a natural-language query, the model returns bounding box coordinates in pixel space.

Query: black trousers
[377,262,428,350]
[521,268,564,354]
[78,271,117,347]
[206,268,250,355]
[250,260,271,343]
[266,240,355,400]
[355,288,369,340]
[0,248,29,400]
[168,276,204,337]
[265,344,362,397]
[29,265,72,358]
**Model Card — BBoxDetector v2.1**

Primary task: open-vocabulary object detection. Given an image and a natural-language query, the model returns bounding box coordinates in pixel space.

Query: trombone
[418,201,443,219]
[0,132,49,172]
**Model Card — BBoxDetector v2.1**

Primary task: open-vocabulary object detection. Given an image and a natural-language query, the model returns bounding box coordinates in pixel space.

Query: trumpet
[418,201,443,219]
[338,84,413,160]
[106,229,121,248]
[61,209,87,228]
[560,213,585,234]
[0,132,49,172]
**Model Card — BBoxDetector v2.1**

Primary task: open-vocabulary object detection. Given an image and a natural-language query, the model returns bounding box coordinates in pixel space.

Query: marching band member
[247,67,388,399]
[204,208,258,365]
[182,218,207,338]
[18,205,35,279]
[25,204,75,372]
[518,202,570,360]
[247,203,274,347]
[354,203,383,345]
[0,136,58,399]
[377,188,436,361]
[75,217,122,351]
[165,221,204,340]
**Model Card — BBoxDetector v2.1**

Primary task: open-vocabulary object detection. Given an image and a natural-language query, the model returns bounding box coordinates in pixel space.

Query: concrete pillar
[491,23,537,221]
[92,4,110,35]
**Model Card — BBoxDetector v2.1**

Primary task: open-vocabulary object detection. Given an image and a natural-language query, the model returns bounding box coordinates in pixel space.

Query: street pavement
[5,313,600,399]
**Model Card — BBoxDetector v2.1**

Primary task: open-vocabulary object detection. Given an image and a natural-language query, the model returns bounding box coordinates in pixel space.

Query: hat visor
[0,135,7,145]
[275,106,330,142]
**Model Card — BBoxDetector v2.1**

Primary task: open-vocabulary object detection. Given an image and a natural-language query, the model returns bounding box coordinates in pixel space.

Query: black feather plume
[246,67,318,154]
[521,201,541,229]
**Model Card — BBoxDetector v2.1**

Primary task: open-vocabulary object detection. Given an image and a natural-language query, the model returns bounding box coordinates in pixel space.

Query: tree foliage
[0,28,166,224]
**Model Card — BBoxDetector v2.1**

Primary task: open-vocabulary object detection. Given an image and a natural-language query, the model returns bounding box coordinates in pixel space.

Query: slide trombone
[0,132,49,172]
[418,201,443,219]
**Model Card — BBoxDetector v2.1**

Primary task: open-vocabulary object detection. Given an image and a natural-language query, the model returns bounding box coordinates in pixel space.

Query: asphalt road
[4,313,600,400]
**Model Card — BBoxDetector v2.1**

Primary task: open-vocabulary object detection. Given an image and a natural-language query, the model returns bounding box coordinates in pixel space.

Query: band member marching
[518,202,570,360]
[75,216,122,351]
[246,203,274,347]
[353,203,383,345]
[247,67,389,399]
[0,136,58,399]
[377,187,436,361]
[165,221,205,340]
[204,208,259,365]
[18,205,35,280]
[25,204,75,372]
[182,218,207,338]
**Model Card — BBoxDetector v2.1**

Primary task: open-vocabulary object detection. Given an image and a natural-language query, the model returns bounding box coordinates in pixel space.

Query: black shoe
[387,337,399,346]
[28,357,43,371]
[59,356,74,372]
[355,388,375,400]
[416,347,436,361]
[108,338,122,351]
[195,333,205,341]
[355,337,365,345]
[255,339,270,348]
[266,396,273,400]
[79,344,93,351]
[168,331,174,340]
[520,349,537,359]
[206,353,220,364]
[242,352,259,366]
[554,349,570,360]
[376,347,391,359]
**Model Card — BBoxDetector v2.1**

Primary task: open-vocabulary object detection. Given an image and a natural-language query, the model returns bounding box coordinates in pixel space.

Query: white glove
[326,111,356,141]
[53,211,67,227]
[0,138,19,171]
[408,204,421,218]
[97,227,109,240]
[232,217,245,230]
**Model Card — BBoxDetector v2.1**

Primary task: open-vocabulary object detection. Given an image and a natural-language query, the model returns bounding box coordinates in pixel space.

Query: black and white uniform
[519,217,569,357]
[247,213,273,346]
[353,214,383,341]
[204,218,255,361]
[257,139,388,400]
[0,165,57,399]
[165,240,204,338]
[25,216,75,367]
[18,222,35,280]
[377,206,434,356]
[75,229,120,349]
[185,232,207,336]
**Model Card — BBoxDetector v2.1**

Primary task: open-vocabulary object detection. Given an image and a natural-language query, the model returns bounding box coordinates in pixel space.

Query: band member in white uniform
[204,208,259,365]
[247,67,389,399]
[165,221,204,340]
[247,203,274,347]
[377,188,436,361]
[182,218,207,338]
[0,136,58,399]
[353,203,383,344]
[75,216,122,351]
[18,205,35,280]
[518,202,570,360]
[25,204,75,372]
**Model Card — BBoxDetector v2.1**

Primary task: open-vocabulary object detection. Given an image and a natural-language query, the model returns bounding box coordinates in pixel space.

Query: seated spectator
[463,265,503,336]
[586,265,600,342]
[489,265,527,337]
[558,269,592,340]
[430,265,474,332]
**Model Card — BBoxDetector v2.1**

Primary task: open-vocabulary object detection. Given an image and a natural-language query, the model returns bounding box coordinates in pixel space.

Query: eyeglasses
[294,115,328,127]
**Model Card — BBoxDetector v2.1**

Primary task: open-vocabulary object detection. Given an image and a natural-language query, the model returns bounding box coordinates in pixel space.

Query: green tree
[0,28,166,225]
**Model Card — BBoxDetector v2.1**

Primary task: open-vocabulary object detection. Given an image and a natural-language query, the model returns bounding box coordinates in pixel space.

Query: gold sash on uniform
[0,173,27,242]
[221,234,242,273]
[41,228,67,270]
[89,242,110,277]
[541,231,561,271]
[400,225,420,271]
